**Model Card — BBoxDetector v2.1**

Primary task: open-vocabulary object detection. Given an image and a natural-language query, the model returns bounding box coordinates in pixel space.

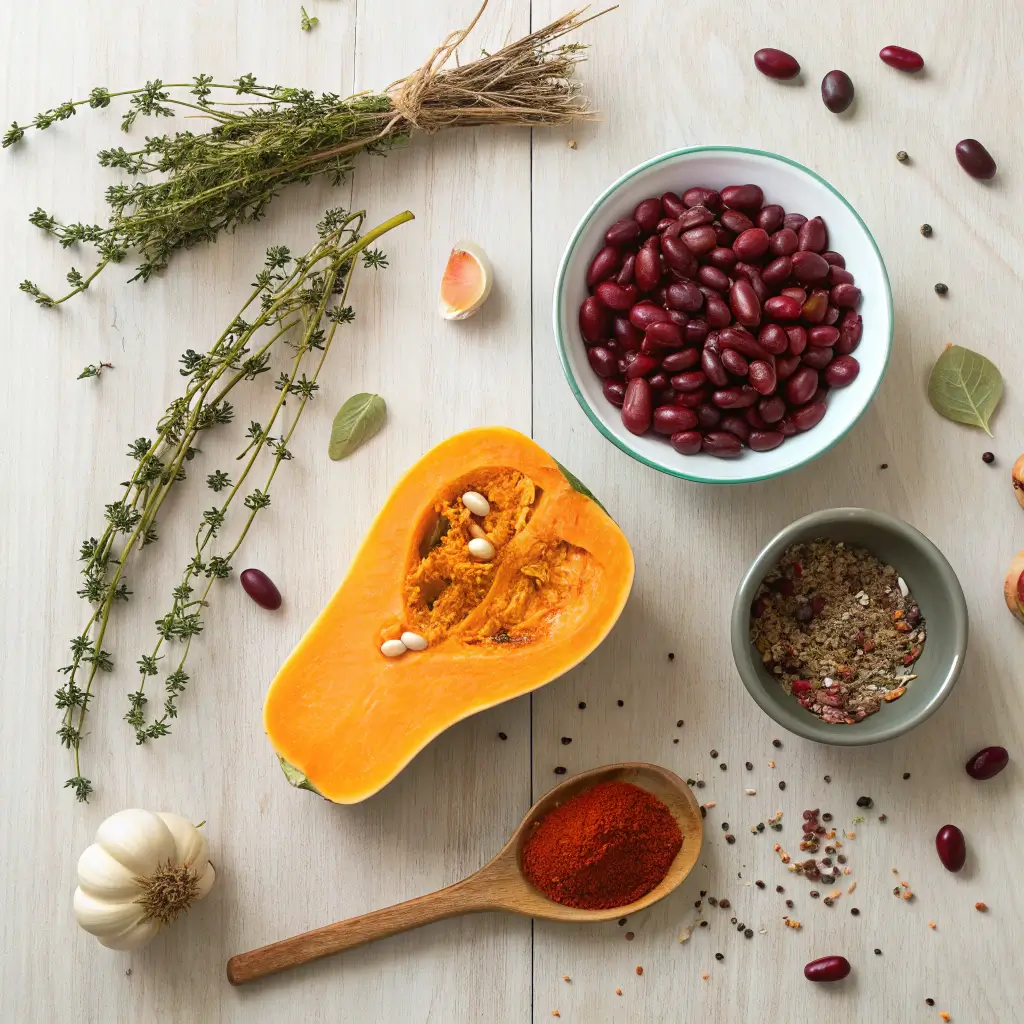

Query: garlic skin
[74,809,216,950]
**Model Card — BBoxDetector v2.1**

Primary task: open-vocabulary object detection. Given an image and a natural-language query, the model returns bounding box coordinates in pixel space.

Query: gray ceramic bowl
[731,508,968,745]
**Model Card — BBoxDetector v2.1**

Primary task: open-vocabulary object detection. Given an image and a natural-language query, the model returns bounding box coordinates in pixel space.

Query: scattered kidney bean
[955,139,997,179]
[824,355,860,387]
[679,206,716,230]
[707,246,738,271]
[801,347,833,370]
[791,400,827,431]
[629,301,671,329]
[684,318,710,346]
[662,235,699,276]
[719,210,754,237]
[701,348,730,386]
[733,227,771,261]
[935,824,967,872]
[579,296,607,344]
[682,225,718,255]
[587,246,620,287]
[965,745,1009,780]
[777,417,797,436]
[784,326,807,356]
[666,280,703,312]
[702,431,743,457]
[625,353,659,379]
[614,318,643,351]
[662,192,685,218]
[670,430,703,455]
[764,295,803,321]
[721,349,750,377]
[762,256,793,288]
[835,311,862,354]
[704,292,733,328]
[604,380,628,409]
[770,228,799,256]
[756,204,786,233]
[758,395,786,423]
[698,265,731,292]
[621,378,653,434]
[780,286,807,302]
[821,70,855,112]
[824,304,841,326]
[720,327,770,360]
[721,184,764,212]
[653,405,699,434]
[831,283,862,308]
[759,323,788,355]
[682,186,720,209]
[587,345,617,377]
[241,568,282,609]
[729,279,761,328]
[634,246,662,292]
[802,291,828,324]
[783,212,807,232]
[736,265,768,303]
[828,265,855,287]
[745,406,768,430]
[714,225,736,247]
[748,430,785,452]
[879,45,924,72]
[820,250,846,268]
[671,371,708,392]
[804,956,851,983]
[713,386,759,409]
[663,348,701,372]
[786,366,819,405]
[633,197,664,232]
[808,326,840,348]
[748,360,777,395]
[605,219,641,246]
[674,387,709,408]
[595,280,638,311]
[615,252,636,286]
[696,403,721,429]
[798,217,828,253]
[754,48,800,80]
[791,250,830,283]
[720,415,751,442]
[645,320,685,349]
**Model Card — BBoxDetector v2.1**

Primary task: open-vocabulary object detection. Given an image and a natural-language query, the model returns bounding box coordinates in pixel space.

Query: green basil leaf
[328,393,386,460]
[927,345,1003,436]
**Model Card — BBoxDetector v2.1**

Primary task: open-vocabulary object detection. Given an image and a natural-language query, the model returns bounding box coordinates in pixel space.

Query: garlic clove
[439,241,493,320]
[77,842,141,901]
[155,811,209,870]
[95,809,177,878]
[95,915,162,951]
[73,887,146,939]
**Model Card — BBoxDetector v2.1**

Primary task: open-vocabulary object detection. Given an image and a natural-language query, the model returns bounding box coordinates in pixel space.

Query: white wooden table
[2,1,1022,1020]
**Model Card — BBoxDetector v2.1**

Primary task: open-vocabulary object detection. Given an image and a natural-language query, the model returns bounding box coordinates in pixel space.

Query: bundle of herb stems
[58,207,413,801]
[6,1,610,306]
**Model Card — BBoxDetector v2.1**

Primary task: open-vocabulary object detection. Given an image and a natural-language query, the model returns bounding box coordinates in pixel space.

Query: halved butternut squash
[263,426,634,803]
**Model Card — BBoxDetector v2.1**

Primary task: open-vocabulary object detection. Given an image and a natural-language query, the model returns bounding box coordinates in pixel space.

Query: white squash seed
[462,491,490,516]
[467,537,496,561]
[380,639,408,658]
[467,522,487,540]
[400,631,428,651]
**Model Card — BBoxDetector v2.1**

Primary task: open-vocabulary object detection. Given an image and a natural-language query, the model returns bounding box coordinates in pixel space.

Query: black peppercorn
[810,890,820,899]
[676,719,684,727]
[779,781,786,790]
[856,795,873,808]
[725,834,736,844]
[554,766,567,774]
[920,223,932,237]
[745,761,753,770]
[668,652,675,661]
[982,451,995,464]
[926,999,935,1007]
[822,812,833,822]
[755,880,765,889]
[776,885,784,893]
[903,772,911,779]
[721,822,730,831]
[851,907,860,916]
[934,282,948,295]
[785,899,794,908]
[696,780,705,788]
[719,899,730,910]
[498,732,507,740]
[560,736,572,745]
[715,952,724,961]
[730,916,737,924]
[700,806,707,818]
[823,775,831,783]
[772,739,782,748]
[710,749,719,758]
[686,778,696,786]
[896,150,909,162]
[578,702,586,709]
[616,699,624,706]
[720,763,727,771]
[874,948,881,955]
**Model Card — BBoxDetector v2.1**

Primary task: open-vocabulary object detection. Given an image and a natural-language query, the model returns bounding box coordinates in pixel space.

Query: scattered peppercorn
[810,891,820,899]
[736,923,745,932]
[676,719,684,727]
[851,907,860,915]
[823,775,831,783]
[823,896,834,907]
[837,854,847,864]
[878,813,888,822]
[553,766,567,775]
[699,920,708,927]
[896,150,909,162]
[725,834,736,844]
[699,890,707,897]
[720,763,728,771]
[635,966,643,976]
[756,880,766,889]
[708,897,718,906]
[776,885,784,893]
[498,732,507,740]
[730,916,738,924]
[785,899,794,908]
[982,451,995,464]
[744,928,753,938]
[700,806,707,818]
[772,739,782,748]
[686,778,696,786]
[745,761,753,770]
[856,796,873,808]
[560,737,572,745]
[822,812,833,822]
[625,931,634,941]
[673,738,679,744]
[934,282,948,295]
[618,918,627,926]
[902,772,910,779]
[616,699,624,707]
[696,780,705,789]
[668,652,675,661]
[756,822,765,832]
[874,948,882,955]
[779,781,786,790]
[715,952,724,961]
[879,464,888,470]
[920,223,932,237]
[710,749,719,758]
[926,999,935,1006]
[721,822,730,831]
[719,899,731,909]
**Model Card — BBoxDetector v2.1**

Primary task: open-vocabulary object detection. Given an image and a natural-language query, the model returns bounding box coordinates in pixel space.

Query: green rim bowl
[730,508,968,745]
[552,146,894,484]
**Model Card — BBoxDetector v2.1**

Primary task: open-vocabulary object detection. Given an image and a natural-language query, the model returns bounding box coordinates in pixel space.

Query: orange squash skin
[263,427,634,803]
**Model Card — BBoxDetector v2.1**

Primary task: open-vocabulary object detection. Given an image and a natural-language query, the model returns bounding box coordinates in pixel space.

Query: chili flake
[975,901,988,912]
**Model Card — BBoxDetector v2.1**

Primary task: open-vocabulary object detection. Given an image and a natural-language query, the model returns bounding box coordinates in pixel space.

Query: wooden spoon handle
[226,874,496,985]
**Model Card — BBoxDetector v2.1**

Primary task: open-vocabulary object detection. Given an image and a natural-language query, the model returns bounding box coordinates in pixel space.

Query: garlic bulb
[73,809,216,950]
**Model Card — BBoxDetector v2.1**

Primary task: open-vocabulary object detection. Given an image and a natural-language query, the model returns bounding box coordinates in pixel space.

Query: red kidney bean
[714,225,736,248]
[808,325,840,348]
[777,417,797,436]
[645,320,685,349]
[758,395,786,422]
[625,353,659,379]
[713,386,759,409]
[701,348,730,387]
[684,318,710,346]
[605,219,641,246]
[808,385,830,406]
[629,301,670,329]
[663,348,700,372]
[603,379,626,406]
[769,228,799,256]
[656,217,676,233]
[698,265,731,293]
[759,323,788,355]
[784,325,807,355]
[824,354,860,387]
[621,378,653,434]
[665,308,687,328]
[791,400,826,431]
[579,296,608,343]
[780,286,806,303]
[657,386,677,405]
[735,264,768,304]
[662,235,699,277]
[587,345,617,377]
[696,404,721,429]
[682,225,718,255]
[729,280,762,328]
[756,204,785,233]
[670,430,703,455]
[749,360,777,395]
[748,429,785,452]
[762,256,793,288]
[671,371,708,392]
[821,250,845,268]
[824,304,841,326]
[798,216,828,253]
[720,209,755,234]
[955,139,997,179]
[783,212,807,232]
[721,184,764,212]
[618,350,639,373]
[707,246,739,271]
[786,366,818,405]
[634,197,664,232]
[678,206,716,230]
[965,745,1010,780]
[674,387,709,408]
[704,330,720,352]
[764,295,802,321]
[880,44,924,71]
[935,824,966,872]
[753,47,800,80]
[720,415,751,442]
[662,192,686,218]
[615,252,636,286]
[642,233,661,251]
[653,404,699,434]
[702,431,743,457]
[801,347,833,370]
[835,311,862,354]
[682,186,720,209]
[791,250,830,283]
[605,340,621,356]
[240,567,282,609]
[828,265,854,287]
[666,280,703,312]
[634,246,662,293]
[705,293,733,329]
[821,70,855,113]
[651,281,669,303]
[733,227,771,262]
[804,956,850,983]
[745,406,768,430]
[586,246,621,287]
[721,348,749,377]
[801,291,828,324]
[720,327,770,360]
[613,318,643,351]
[830,283,862,308]
[594,280,638,311]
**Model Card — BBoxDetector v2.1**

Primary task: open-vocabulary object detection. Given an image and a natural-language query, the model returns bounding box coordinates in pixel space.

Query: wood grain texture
[1,0,1023,1021]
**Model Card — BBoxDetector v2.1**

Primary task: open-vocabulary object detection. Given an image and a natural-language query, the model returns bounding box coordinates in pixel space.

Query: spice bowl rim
[551,144,894,484]
[730,507,968,746]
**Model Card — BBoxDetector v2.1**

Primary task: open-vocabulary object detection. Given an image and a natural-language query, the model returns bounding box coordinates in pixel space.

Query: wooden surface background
[1,1,1021,1021]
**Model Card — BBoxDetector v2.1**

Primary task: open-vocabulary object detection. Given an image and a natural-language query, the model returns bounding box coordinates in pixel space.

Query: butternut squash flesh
[263,427,634,803]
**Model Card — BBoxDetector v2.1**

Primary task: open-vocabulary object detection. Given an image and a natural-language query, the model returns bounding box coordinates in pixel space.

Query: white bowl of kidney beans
[552,147,893,482]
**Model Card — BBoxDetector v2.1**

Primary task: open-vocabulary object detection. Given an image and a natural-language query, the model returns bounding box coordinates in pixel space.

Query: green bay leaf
[328,392,386,460]
[927,344,1002,436]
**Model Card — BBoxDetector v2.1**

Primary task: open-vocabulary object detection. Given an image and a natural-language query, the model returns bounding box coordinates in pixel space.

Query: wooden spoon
[227,761,702,985]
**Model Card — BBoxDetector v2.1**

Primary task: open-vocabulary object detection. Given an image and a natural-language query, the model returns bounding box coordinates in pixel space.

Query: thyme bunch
[58,207,413,801]
[6,2,609,305]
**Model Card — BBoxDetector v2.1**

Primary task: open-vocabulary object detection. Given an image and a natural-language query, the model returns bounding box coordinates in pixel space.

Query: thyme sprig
[58,207,413,801]
[7,3,608,305]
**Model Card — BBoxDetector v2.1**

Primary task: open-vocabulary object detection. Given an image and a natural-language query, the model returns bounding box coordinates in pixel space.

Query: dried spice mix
[751,539,926,724]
